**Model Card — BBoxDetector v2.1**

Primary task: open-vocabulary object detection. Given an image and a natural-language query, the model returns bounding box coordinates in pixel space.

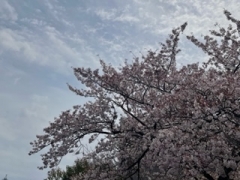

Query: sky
[0,0,240,179]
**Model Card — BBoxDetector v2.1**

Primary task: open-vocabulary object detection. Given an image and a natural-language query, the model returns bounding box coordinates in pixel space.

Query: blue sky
[0,0,240,179]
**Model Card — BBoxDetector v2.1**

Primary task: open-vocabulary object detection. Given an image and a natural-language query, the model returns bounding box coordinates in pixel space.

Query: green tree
[2,175,7,180]
[45,158,90,180]
[62,159,90,180]
[44,167,64,180]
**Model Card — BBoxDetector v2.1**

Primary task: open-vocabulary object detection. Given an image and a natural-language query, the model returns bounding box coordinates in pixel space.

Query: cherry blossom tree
[29,10,240,180]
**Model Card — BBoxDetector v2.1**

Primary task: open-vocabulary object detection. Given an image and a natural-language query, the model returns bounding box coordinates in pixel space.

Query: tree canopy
[45,158,90,180]
[29,10,240,179]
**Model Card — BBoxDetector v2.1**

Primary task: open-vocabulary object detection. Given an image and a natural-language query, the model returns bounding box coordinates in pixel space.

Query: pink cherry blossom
[30,10,240,179]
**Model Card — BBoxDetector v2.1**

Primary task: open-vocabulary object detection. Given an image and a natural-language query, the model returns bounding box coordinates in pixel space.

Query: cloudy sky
[0,0,240,179]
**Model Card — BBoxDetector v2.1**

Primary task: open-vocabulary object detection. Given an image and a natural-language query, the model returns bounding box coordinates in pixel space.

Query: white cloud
[44,0,54,10]
[0,28,38,60]
[20,18,48,26]
[0,59,26,78]
[44,26,99,70]
[0,0,18,21]
[13,77,21,85]
[23,95,50,120]
[0,117,17,141]
[95,8,139,23]
[115,14,139,23]
[98,37,124,52]
[0,26,99,74]
[120,0,240,36]
[95,9,117,20]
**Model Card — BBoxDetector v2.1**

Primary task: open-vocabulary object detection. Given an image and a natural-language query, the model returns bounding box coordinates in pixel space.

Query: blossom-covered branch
[30,10,240,180]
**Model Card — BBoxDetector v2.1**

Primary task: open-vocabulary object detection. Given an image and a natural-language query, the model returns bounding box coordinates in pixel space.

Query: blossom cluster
[30,10,240,180]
